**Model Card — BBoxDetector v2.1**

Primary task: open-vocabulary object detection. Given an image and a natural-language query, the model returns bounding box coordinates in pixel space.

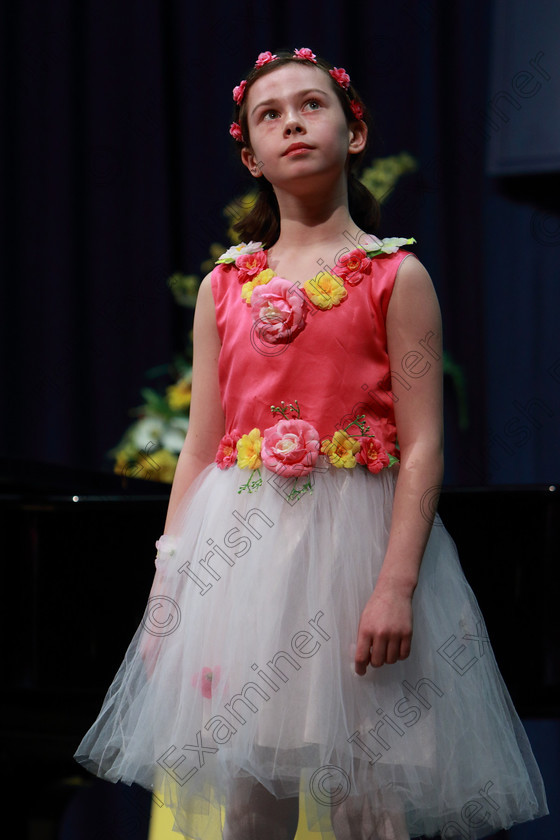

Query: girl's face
[241,63,366,190]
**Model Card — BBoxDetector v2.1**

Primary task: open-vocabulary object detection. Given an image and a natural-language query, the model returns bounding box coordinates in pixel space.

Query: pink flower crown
[229,47,364,142]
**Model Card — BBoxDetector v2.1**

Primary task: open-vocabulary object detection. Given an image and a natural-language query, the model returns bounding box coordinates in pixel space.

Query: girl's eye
[263,110,279,121]
[305,100,321,111]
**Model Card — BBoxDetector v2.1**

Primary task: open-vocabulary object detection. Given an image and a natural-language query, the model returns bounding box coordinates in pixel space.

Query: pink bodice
[210,250,415,457]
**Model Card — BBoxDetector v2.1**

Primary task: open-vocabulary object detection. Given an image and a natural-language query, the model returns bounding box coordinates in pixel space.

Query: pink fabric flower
[216,430,241,469]
[192,667,221,699]
[350,100,364,120]
[229,122,244,142]
[356,437,390,474]
[251,277,308,344]
[255,51,278,68]
[235,250,268,283]
[262,418,320,476]
[329,67,351,90]
[233,80,247,104]
[333,249,372,286]
[293,48,317,63]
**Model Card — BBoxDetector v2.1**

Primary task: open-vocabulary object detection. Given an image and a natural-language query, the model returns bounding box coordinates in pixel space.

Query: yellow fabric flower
[241,269,275,304]
[237,428,263,469]
[166,378,192,411]
[303,271,347,310]
[321,429,360,468]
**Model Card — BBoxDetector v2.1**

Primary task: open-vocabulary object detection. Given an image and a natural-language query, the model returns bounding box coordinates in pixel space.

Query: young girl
[76,49,548,840]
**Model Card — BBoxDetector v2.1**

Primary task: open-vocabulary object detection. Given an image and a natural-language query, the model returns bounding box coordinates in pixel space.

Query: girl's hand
[354,581,413,675]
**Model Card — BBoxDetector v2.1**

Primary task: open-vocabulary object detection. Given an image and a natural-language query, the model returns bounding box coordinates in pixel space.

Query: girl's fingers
[368,634,410,668]
[354,635,372,674]
[369,636,388,668]
[385,638,402,665]
[399,634,412,661]
[355,629,413,673]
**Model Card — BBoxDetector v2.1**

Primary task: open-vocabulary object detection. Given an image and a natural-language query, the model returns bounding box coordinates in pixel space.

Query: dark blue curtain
[1,0,559,485]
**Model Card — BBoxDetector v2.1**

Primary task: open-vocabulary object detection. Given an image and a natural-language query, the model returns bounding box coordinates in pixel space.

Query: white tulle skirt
[75,460,548,839]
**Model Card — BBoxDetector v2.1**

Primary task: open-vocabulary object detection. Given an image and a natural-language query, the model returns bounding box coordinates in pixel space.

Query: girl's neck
[271,189,359,254]
[266,188,364,284]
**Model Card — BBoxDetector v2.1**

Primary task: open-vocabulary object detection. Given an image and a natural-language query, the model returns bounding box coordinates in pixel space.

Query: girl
[76,49,548,840]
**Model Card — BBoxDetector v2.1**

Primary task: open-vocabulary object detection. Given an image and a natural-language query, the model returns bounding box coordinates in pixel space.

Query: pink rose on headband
[262,418,320,476]
[255,51,278,68]
[350,100,364,120]
[229,122,244,142]
[333,249,373,286]
[293,48,317,63]
[233,80,247,104]
[251,277,308,344]
[330,67,351,90]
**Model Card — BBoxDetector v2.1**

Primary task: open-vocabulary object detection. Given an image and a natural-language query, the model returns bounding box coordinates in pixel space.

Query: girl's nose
[284,113,305,136]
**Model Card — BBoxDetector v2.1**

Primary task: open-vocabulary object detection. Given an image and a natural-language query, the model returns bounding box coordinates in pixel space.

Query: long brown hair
[231,53,380,248]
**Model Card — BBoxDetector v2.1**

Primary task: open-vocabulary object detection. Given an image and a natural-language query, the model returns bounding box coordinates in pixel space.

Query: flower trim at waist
[215,401,399,494]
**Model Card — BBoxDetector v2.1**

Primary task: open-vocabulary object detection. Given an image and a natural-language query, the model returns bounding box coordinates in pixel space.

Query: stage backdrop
[1,0,559,485]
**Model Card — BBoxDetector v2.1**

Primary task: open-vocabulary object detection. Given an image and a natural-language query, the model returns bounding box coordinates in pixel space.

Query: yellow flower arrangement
[224,190,258,243]
[359,152,417,203]
[109,368,192,483]
[166,375,192,411]
[145,449,179,483]
[113,439,180,483]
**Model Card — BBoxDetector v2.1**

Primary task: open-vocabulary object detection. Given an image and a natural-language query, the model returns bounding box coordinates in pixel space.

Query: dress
[75,241,548,840]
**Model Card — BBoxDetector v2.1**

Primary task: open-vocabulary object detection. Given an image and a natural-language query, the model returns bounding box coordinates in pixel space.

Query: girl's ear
[348,120,368,156]
[241,147,263,178]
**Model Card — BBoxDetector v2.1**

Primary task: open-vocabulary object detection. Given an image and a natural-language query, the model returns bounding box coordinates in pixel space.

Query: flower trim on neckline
[215,237,415,346]
[216,400,399,497]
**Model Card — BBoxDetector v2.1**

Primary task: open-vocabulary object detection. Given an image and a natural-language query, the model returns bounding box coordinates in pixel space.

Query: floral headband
[229,47,364,142]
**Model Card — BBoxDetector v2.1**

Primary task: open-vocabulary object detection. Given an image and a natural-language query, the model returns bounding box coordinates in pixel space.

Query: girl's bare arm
[355,256,444,673]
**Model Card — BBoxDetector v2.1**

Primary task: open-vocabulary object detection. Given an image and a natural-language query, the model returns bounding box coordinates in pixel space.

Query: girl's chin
[273,165,345,190]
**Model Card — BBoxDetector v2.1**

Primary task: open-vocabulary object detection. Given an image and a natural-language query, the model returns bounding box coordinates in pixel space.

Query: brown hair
[231,52,380,248]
